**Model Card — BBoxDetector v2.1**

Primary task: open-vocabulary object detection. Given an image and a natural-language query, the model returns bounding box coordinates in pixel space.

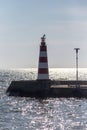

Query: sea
[1,68,87,130]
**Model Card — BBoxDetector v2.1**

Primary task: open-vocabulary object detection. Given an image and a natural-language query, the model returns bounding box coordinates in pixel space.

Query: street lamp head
[74,48,80,51]
[74,48,80,53]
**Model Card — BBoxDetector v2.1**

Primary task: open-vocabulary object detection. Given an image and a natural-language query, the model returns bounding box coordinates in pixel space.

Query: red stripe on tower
[40,46,47,51]
[39,57,47,62]
[37,35,49,80]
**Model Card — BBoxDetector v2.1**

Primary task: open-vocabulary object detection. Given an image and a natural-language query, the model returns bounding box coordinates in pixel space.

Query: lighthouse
[37,35,49,80]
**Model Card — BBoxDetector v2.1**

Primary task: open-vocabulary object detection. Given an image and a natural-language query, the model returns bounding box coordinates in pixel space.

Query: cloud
[44,21,87,42]
[51,6,87,21]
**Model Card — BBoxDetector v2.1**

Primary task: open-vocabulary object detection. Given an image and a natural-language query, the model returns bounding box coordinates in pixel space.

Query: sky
[0,0,87,68]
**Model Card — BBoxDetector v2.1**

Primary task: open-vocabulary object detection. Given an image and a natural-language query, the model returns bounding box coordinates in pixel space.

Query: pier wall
[6,80,87,98]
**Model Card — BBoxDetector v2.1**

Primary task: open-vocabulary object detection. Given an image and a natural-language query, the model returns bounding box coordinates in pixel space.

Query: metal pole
[74,48,80,87]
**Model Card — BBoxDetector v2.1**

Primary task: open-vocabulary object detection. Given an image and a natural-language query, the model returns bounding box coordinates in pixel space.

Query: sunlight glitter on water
[50,68,87,80]
[5,68,87,81]
[3,97,87,130]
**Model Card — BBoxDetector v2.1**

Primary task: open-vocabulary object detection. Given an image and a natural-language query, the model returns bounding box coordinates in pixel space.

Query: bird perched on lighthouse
[37,35,49,80]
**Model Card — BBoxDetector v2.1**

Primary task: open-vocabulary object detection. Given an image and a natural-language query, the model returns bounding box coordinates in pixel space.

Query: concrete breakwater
[6,80,87,98]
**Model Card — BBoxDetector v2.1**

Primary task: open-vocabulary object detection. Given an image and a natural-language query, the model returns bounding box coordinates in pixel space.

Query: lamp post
[74,48,80,87]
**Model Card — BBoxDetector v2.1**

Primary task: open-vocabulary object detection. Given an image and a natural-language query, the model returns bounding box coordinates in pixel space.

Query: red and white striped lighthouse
[37,35,49,80]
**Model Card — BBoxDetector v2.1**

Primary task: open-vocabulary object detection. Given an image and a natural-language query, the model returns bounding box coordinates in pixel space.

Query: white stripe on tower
[39,63,48,68]
[37,34,49,80]
[39,51,47,57]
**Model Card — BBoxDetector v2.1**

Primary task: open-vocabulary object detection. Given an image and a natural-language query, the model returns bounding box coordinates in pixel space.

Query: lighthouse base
[6,80,51,97]
[6,80,87,98]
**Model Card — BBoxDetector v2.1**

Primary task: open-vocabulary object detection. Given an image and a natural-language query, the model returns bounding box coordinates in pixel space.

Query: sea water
[0,68,87,130]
